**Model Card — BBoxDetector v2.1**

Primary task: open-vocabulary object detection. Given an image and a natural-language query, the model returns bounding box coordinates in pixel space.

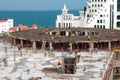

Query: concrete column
[69,42,72,52]
[89,42,94,53]
[41,41,46,50]
[13,38,16,61]
[32,41,36,50]
[76,31,78,36]
[119,41,120,48]
[108,41,111,51]
[20,39,23,48]
[66,31,69,36]
[13,38,16,46]
[85,32,88,36]
[50,42,52,51]
[50,32,52,35]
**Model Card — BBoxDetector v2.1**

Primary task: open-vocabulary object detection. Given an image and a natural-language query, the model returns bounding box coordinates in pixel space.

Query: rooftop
[0,19,8,22]
[9,28,120,42]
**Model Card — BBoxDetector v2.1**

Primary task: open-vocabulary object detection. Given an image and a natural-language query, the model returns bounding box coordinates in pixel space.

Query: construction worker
[58,58,61,65]
[57,58,62,74]
[17,44,21,51]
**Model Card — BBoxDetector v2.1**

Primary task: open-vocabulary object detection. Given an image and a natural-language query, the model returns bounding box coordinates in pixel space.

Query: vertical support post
[62,48,64,74]
[14,38,16,61]
[20,39,23,48]
[50,42,52,51]
[109,41,111,51]
[85,31,88,36]
[66,31,69,36]
[89,42,94,53]
[119,41,120,48]
[50,32,52,35]
[41,40,46,50]
[69,42,72,53]
[26,40,28,53]
[82,43,83,51]
[32,41,36,50]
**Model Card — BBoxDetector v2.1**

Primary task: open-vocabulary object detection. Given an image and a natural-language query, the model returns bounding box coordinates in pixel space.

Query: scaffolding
[62,53,77,74]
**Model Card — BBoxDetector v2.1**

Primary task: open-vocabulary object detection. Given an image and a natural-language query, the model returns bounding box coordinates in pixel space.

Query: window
[66,23,68,27]
[103,20,105,23]
[100,15,102,17]
[90,10,91,13]
[100,20,102,23]
[105,9,107,12]
[95,4,97,7]
[98,4,100,7]
[103,25,105,29]
[97,25,99,28]
[58,23,61,27]
[91,14,93,17]
[95,9,97,12]
[87,14,90,18]
[100,25,102,29]
[117,15,120,20]
[97,20,99,23]
[64,23,65,27]
[94,25,96,28]
[117,22,120,28]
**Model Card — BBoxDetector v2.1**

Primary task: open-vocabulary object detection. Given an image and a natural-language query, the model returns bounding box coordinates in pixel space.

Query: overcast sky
[0,0,87,11]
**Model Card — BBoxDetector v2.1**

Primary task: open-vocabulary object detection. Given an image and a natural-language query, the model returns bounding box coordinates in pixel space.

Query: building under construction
[8,27,120,80]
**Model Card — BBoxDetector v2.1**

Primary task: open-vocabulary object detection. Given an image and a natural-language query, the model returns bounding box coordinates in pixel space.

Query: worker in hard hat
[58,58,61,65]
[57,58,62,74]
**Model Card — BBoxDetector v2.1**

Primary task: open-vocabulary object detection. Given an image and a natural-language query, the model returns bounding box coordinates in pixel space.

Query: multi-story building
[116,0,120,29]
[85,0,115,29]
[56,5,84,28]
[56,0,120,30]
[0,19,13,33]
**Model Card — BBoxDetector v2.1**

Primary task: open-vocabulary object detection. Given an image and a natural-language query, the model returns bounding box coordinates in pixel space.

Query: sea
[0,10,80,28]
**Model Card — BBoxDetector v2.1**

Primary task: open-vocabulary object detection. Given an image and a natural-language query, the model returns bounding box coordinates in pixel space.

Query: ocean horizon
[0,10,80,28]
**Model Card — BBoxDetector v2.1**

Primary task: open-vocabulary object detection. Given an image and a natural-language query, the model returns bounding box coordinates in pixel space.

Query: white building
[56,5,84,28]
[56,0,120,30]
[116,0,120,29]
[0,19,13,33]
[85,0,117,29]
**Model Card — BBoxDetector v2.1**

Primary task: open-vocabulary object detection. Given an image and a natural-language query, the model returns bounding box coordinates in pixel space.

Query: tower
[62,4,68,14]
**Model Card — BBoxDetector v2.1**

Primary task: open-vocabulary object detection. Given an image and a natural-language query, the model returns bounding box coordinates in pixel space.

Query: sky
[0,0,87,11]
